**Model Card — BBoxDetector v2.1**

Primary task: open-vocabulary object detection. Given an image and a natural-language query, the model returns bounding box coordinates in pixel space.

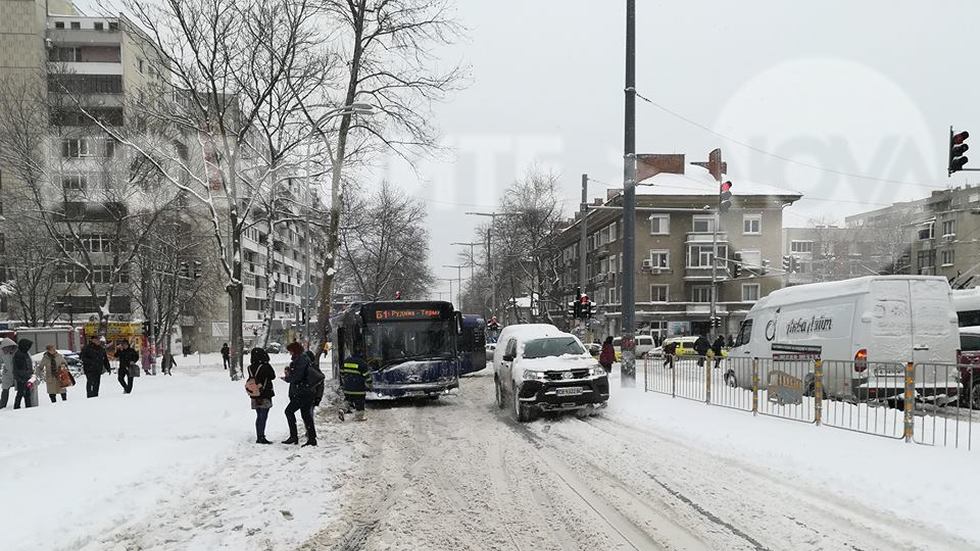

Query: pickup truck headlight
[587,366,606,377]
[523,369,548,381]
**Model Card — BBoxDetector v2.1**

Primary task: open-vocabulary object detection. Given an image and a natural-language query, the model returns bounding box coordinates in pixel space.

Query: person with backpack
[339,350,371,422]
[220,343,230,370]
[115,340,139,394]
[304,350,325,408]
[598,336,615,373]
[245,347,276,444]
[281,342,320,447]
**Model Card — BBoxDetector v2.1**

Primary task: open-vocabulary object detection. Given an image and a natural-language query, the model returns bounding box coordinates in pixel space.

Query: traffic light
[731,251,742,278]
[179,261,189,278]
[192,261,202,279]
[710,316,721,328]
[582,295,593,318]
[301,308,307,325]
[949,128,970,175]
[790,256,799,273]
[782,255,791,272]
[719,180,733,213]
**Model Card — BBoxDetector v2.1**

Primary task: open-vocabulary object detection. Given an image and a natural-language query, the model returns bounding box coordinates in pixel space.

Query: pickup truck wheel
[513,385,534,423]
[494,377,505,409]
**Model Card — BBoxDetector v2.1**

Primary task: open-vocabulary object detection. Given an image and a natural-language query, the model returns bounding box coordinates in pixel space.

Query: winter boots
[281,436,299,445]
[354,410,366,422]
[256,437,272,445]
[302,439,317,447]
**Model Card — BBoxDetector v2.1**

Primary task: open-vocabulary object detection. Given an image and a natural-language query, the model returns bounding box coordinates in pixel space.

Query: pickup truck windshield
[523,337,585,359]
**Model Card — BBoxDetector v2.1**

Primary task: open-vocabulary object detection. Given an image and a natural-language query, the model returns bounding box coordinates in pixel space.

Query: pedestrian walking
[663,340,677,369]
[161,348,176,376]
[0,338,16,409]
[81,335,110,398]
[339,350,371,422]
[598,336,615,373]
[12,338,35,409]
[116,340,139,394]
[245,347,275,444]
[693,333,710,368]
[281,342,321,446]
[220,343,230,370]
[40,344,69,402]
[711,335,725,369]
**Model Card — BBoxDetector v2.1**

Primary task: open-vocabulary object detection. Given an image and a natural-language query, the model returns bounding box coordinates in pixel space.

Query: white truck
[726,276,960,401]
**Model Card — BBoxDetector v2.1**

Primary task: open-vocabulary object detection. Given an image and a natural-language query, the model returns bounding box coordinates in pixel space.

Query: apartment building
[551,154,801,339]
[905,187,980,284]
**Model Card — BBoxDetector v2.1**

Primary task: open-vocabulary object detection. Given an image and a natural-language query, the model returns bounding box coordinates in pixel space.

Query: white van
[727,276,960,400]
[611,335,656,358]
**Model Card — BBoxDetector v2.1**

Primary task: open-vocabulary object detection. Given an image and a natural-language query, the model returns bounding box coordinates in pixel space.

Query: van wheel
[513,385,535,423]
[724,370,737,388]
[494,377,505,409]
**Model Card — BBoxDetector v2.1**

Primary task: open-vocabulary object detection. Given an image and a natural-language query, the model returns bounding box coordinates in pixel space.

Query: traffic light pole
[579,174,590,342]
[620,0,637,388]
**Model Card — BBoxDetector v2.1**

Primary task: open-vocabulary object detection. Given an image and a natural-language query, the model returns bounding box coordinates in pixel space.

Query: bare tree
[336,181,433,300]
[0,213,68,327]
[311,0,465,355]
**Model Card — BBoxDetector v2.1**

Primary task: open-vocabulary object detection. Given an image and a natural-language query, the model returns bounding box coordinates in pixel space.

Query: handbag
[57,367,74,388]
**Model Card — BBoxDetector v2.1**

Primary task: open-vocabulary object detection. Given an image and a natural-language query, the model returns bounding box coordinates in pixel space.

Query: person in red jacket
[598,336,615,373]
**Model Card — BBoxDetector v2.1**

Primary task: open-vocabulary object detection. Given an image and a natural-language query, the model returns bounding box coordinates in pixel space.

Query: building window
[62,138,90,158]
[606,222,617,243]
[692,286,712,303]
[742,214,762,235]
[649,214,669,235]
[742,283,761,302]
[650,285,668,302]
[941,249,955,267]
[649,249,670,269]
[48,47,81,62]
[55,21,65,29]
[917,250,935,269]
[918,223,934,241]
[942,219,955,237]
[108,21,119,31]
[62,174,87,191]
[790,240,813,254]
[608,286,617,304]
[70,21,80,30]
[692,215,715,233]
[94,22,104,30]
[688,245,726,268]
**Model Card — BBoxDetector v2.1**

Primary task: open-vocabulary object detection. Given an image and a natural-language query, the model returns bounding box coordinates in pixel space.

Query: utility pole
[452,241,481,305]
[442,265,464,309]
[693,148,726,339]
[621,0,638,387]
[579,174,590,341]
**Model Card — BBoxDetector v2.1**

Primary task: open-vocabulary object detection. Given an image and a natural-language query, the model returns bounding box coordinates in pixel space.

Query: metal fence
[642,354,979,451]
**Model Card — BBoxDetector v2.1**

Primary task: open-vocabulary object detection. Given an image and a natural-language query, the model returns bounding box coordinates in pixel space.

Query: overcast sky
[373,0,980,298]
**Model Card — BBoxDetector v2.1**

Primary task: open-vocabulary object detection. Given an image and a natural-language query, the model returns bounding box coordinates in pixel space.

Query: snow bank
[608,367,980,546]
[0,360,349,551]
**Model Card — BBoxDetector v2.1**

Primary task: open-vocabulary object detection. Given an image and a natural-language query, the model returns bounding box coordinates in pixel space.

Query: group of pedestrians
[245,341,327,447]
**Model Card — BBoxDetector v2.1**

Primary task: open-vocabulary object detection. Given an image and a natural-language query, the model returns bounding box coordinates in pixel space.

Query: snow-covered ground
[4,359,978,550]
[0,353,351,551]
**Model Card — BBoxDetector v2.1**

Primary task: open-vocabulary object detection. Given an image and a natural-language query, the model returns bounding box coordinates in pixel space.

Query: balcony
[685,232,728,244]
[47,29,123,47]
[684,265,730,281]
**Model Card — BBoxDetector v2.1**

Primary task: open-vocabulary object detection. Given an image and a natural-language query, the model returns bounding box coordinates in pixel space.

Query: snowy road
[303,368,969,551]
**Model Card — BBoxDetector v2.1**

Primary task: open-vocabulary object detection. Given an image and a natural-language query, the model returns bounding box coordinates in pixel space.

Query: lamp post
[438,278,455,306]
[442,264,464,309]
[464,211,521,319]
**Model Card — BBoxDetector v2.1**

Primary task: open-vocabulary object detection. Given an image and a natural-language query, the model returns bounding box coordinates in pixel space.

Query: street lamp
[438,278,455,307]
[464,211,521,318]
[442,264,464,309]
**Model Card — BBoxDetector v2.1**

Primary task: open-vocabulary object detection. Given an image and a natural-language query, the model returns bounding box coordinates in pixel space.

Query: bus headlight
[523,369,548,381]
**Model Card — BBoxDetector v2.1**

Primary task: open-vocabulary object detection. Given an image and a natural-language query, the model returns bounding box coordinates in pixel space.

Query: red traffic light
[950,128,971,176]
[720,181,732,192]
[579,294,589,304]
[953,131,970,145]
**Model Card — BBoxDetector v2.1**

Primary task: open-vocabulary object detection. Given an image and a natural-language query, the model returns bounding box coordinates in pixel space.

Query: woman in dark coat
[246,347,276,444]
[598,336,615,373]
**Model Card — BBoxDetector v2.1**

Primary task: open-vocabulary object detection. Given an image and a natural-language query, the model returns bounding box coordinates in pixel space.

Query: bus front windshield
[365,320,454,366]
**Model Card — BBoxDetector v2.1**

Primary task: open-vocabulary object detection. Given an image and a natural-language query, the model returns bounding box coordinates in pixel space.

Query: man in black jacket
[116,340,139,394]
[281,342,318,446]
[12,338,34,409]
[81,335,110,398]
[693,333,711,368]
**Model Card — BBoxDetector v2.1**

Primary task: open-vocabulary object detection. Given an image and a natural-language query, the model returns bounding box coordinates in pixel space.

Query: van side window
[735,320,753,347]
[505,339,518,359]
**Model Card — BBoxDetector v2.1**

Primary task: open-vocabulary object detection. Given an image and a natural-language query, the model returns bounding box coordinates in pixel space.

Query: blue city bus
[458,315,486,375]
[331,301,463,399]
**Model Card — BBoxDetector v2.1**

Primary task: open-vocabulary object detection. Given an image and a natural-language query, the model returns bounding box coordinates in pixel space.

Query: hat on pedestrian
[286,341,304,356]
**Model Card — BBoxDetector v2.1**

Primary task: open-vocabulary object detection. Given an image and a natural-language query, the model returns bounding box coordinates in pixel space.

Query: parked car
[957,326,980,408]
[584,343,601,357]
[265,342,283,354]
[493,324,609,422]
[611,334,656,360]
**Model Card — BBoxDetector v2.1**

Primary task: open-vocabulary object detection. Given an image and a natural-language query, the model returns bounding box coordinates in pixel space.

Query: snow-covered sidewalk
[0,359,350,551]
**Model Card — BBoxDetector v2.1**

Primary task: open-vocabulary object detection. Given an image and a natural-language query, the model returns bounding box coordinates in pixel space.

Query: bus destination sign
[373,309,442,321]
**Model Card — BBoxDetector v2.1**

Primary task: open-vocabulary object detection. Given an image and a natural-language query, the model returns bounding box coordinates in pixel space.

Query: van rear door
[909,278,959,364]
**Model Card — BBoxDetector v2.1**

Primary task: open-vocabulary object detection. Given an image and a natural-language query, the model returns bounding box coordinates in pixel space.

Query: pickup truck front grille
[545,369,590,381]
